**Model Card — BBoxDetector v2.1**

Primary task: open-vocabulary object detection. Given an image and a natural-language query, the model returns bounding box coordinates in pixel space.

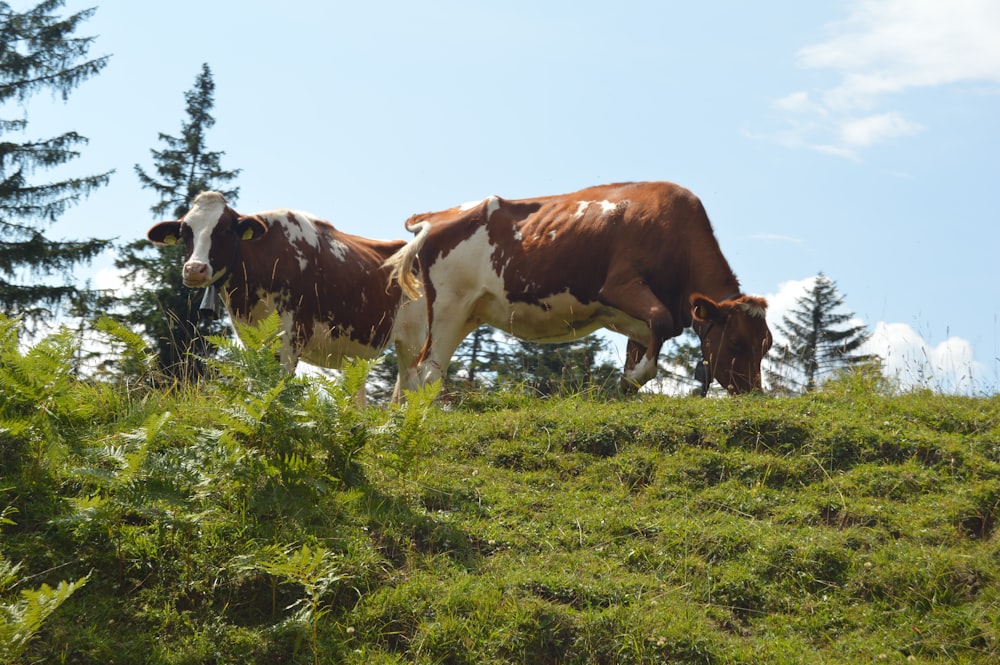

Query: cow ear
[236,216,268,241]
[147,221,183,246]
[690,294,726,323]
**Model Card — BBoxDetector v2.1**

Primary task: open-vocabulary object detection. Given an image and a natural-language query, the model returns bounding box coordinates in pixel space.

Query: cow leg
[622,339,649,393]
[416,319,477,390]
[598,279,675,391]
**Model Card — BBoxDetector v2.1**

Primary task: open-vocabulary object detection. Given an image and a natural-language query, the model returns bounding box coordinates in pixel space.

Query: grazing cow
[385,181,772,395]
[147,191,426,402]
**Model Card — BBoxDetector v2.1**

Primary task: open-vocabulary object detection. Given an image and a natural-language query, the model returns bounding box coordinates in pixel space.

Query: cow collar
[694,291,743,397]
[195,266,229,320]
[199,284,222,320]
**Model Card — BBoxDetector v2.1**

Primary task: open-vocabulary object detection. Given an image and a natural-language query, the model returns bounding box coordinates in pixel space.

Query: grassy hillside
[2,316,999,663]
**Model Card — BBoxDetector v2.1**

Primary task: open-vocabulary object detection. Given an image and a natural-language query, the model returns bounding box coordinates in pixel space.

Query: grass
[2,315,999,663]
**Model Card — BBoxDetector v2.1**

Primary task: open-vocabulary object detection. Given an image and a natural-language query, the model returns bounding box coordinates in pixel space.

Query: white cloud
[839,111,924,147]
[774,0,1000,155]
[863,322,983,393]
[764,277,983,393]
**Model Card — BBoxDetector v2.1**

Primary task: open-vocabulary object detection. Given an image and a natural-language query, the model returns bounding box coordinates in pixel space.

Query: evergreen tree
[0,1,112,325]
[115,63,240,379]
[452,325,506,389]
[768,273,877,393]
[495,334,619,397]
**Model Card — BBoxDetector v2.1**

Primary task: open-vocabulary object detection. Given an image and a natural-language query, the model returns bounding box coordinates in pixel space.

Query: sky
[10,0,1000,393]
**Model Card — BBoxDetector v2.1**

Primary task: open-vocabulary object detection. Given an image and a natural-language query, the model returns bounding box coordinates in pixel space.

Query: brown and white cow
[147,191,426,401]
[385,181,772,395]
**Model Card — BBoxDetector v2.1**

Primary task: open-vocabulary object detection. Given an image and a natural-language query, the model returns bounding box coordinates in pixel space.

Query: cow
[384,181,772,395]
[147,191,426,402]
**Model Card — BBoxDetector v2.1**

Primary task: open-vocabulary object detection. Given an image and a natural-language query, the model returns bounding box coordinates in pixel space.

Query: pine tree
[768,273,877,393]
[495,334,619,397]
[0,1,113,325]
[452,325,506,389]
[115,63,240,379]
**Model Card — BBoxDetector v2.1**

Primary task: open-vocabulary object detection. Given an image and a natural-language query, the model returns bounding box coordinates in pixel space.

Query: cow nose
[183,261,210,285]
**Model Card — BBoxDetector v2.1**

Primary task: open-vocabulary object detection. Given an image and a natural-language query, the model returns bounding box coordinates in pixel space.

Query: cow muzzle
[182,261,212,287]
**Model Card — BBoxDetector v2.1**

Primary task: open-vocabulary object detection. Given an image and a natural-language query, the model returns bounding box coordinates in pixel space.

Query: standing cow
[385,181,772,395]
[147,191,426,402]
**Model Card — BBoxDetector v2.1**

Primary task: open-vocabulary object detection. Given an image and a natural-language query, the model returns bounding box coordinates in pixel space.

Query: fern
[0,574,88,662]
[0,315,83,481]
[374,381,440,476]
[91,316,157,381]
[237,543,348,665]
[1,506,88,662]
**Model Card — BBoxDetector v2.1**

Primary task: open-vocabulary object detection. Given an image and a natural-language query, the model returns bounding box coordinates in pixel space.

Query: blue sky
[14,0,1000,392]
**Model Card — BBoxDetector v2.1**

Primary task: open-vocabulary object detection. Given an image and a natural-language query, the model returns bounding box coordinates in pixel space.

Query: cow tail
[384,220,430,300]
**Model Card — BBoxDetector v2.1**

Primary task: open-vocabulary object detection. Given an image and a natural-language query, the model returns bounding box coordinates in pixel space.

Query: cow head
[147,192,267,288]
[691,293,772,395]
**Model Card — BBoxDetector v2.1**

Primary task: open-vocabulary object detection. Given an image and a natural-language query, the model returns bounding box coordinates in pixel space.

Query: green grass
[2,316,1000,663]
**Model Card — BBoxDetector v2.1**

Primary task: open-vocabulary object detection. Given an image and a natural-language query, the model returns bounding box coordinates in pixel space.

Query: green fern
[91,316,157,381]
[0,572,88,662]
[374,381,440,476]
[237,543,348,665]
[0,315,82,481]
[1,506,88,662]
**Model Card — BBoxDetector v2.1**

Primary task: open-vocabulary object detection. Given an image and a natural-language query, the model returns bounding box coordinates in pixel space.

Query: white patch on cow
[456,196,501,218]
[425,226,501,312]
[485,195,500,219]
[329,239,349,262]
[624,353,658,385]
[548,230,557,240]
[599,200,617,215]
[263,209,327,271]
[513,226,522,241]
[572,200,625,221]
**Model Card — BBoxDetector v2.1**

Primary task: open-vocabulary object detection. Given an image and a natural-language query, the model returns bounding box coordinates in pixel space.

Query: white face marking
[183,192,227,273]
